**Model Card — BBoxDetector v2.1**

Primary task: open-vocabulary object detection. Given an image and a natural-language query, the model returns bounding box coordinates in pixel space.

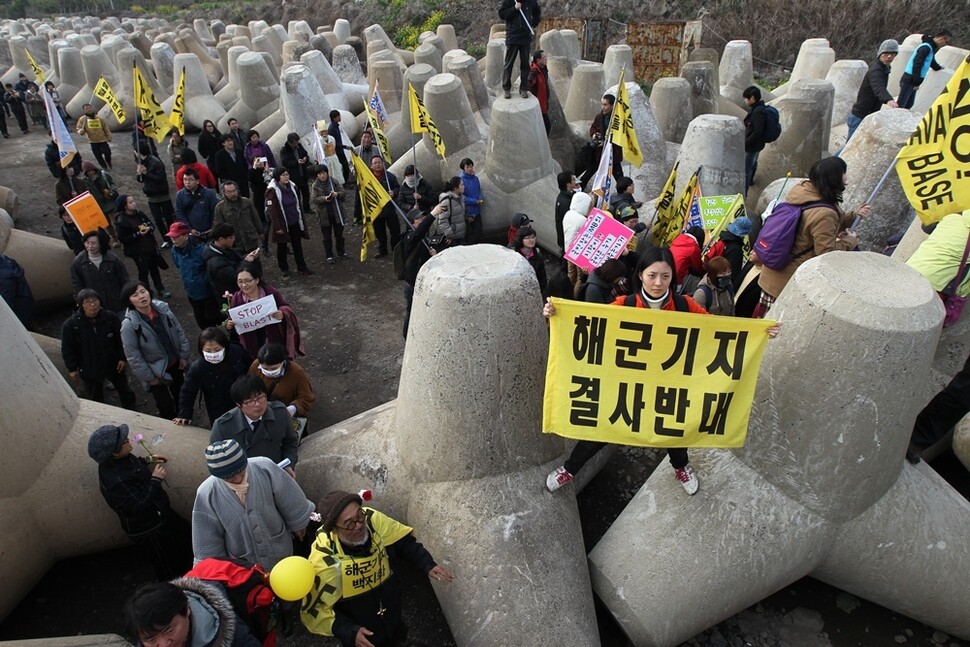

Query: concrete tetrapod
[165,53,226,130]
[298,246,601,646]
[606,81,669,199]
[754,96,827,189]
[840,109,922,252]
[589,251,970,647]
[673,114,745,198]
[680,61,718,119]
[0,297,211,621]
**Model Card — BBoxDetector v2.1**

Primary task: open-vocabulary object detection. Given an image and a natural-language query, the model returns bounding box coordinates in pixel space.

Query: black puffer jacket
[498,0,540,44]
[60,308,126,380]
[98,454,171,537]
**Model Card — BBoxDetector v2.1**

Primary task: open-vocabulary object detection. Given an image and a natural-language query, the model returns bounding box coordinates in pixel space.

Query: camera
[428,235,448,252]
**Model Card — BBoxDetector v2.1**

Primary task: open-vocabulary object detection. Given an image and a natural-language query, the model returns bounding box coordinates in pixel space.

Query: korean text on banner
[564,208,634,272]
[351,151,391,261]
[407,82,446,157]
[229,295,280,333]
[93,76,127,125]
[895,53,970,226]
[63,192,109,234]
[542,298,774,448]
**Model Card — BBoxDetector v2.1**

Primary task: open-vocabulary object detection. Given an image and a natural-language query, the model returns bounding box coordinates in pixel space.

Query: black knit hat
[318,490,362,532]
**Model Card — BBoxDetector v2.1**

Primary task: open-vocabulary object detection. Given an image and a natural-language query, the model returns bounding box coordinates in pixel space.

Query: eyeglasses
[336,510,366,531]
[237,278,256,285]
[241,394,267,407]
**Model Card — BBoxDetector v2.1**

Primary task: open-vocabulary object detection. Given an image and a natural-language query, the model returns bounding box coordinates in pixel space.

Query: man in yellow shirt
[76,103,113,170]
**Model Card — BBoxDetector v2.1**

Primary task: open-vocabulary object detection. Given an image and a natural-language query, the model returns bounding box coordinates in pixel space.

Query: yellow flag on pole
[653,170,698,245]
[351,151,392,261]
[364,104,392,164]
[608,69,643,168]
[169,66,186,136]
[895,53,970,226]
[407,82,445,158]
[25,49,46,83]
[133,63,168,144]
[651,162,680,244]
[93,76,127,125]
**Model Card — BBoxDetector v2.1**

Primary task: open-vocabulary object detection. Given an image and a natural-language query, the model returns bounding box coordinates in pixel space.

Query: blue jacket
[902,35,943,86]
[175,186,219,234]
[460,170,482,218]
[171,237,213,301]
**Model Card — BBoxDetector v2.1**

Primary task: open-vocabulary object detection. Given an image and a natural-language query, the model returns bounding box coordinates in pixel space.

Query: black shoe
[905,445,922,465]
[503,88,511,99]
[280,270,290,277]
[520,90,529,98]
[297,268,314,275]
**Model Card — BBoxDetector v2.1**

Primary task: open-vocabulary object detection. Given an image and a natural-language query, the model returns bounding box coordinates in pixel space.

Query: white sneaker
[674,465,699,495]
[546,466,574,492]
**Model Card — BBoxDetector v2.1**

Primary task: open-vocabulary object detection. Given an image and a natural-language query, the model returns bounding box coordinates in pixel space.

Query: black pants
[133,254,165,291]
[0,108,7,135]
[148,200,176,241]
[134,511,194,581]
[295,180,311,214]
[403,283,415,339]
[90,141,112,169]
[277,223,308,272]
[563,441,688,475]
[189,296,223,329]
[148,368,183,420]
[335,151,351,185]
[373,209,401,255]
[910,351,970,451]
[10,104,27,132]
[542,112,551,135]
[82,372,137,409]
[320,223,345,258]
[465,215,483,244]
[502,41,531,93]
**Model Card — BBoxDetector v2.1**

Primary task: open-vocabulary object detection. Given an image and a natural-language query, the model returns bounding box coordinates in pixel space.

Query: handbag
[942,232,970,327]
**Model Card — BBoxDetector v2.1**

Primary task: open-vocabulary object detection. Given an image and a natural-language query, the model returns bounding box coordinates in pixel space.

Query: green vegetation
[393,8,445,49]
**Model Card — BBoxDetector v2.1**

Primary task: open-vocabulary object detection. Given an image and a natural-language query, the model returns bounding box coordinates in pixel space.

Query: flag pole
[851,155,897,230]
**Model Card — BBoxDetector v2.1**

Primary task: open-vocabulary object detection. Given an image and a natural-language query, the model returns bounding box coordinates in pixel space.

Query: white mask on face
[260,365,283,378]
[203,349,225,364]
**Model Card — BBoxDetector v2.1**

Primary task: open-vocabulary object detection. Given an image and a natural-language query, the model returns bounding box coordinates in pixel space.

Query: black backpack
[763,105,782,143]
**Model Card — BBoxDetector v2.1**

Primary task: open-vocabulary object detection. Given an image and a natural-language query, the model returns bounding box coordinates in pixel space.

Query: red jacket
[175,163,217,190]
[529,63,549,114]
[669,233,704,284]
[611,292,709,314]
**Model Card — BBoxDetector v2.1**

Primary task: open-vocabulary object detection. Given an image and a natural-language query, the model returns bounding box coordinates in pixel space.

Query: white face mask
[260,365,283,378]
[203,349,225,364]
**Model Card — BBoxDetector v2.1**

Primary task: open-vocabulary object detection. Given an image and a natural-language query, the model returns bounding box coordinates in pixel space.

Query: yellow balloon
[269,556,315,601]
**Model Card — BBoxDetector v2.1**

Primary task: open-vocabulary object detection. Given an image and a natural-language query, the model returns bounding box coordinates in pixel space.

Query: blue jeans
[897,81,917,110]
[845,113,863,143]
[744,150,759,193]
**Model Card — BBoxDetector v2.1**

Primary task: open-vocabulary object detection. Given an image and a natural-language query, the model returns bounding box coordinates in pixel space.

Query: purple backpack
[754,201,832,270]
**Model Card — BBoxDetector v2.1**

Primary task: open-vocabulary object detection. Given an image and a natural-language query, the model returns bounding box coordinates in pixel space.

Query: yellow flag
[542,298,774,448]
[25,49,46,83]
[406,82,445,158]
[364,104,391,164]
[668,172,701,242]
[651,163,680,245]
[169,67,186,136]
[132,64,168,144]
[608,69,643,168]
[351,151,391,261]
[895,54,970,226]
[93,76,127,125]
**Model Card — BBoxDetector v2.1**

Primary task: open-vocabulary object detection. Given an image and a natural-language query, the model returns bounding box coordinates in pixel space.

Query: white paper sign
[229,295,280,332]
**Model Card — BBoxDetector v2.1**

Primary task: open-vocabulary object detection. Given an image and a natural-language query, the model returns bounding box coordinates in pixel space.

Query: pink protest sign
[564,207,634,272]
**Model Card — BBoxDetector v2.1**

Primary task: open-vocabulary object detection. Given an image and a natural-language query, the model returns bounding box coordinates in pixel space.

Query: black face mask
[717,276,733,290]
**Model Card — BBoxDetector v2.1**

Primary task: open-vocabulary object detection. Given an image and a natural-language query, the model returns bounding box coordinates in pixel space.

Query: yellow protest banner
[608,69,643,168]
[93,76,127,125]
[351,151,391,261]
[25,49,46,83]
[169,66,186,135]
[543,298,774,448]
[895,53,970,226]
[63,192,109,234]
[364,104,392,164]
[407,82,445,158]
[133,64,168,143]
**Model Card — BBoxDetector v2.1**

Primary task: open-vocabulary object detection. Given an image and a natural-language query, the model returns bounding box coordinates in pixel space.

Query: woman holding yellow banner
[543,248,781,495]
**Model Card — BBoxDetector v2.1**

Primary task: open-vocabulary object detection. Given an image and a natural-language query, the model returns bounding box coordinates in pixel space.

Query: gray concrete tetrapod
[589,251,970,646]
[680,60,718,119]
[841,109,923,252]
[825,59,867,130]
[232,51,282,128]
[602,44,634,89]
[56,46,85,108]
[150,41,177,95]
[0,209,74,310]
[446,52,491,122]
[607,81,669,199]
[67,44,119,118]
[650,76,692,144]
[786,78,835,155]
[332,43,367,86]
[332,18,351,44]
[267,62,333,155]
[773,38,833,97]
[484,39,505,92]
[299,49,351,111]
[414,42,442,73]
[673,114,744,198]
[688,47,720,88]
[564,62,604,124]
[0,297,211,621]
[435,24,458,53]
[298,247,601,646]
[167,53,226,130]
[754,96,827,189]
[384,63,436,162]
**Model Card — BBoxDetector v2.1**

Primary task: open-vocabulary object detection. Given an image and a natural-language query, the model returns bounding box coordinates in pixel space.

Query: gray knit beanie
[205,439,248,479]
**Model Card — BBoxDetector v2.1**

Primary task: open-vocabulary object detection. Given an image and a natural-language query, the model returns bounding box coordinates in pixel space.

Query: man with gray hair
[846,39,900,143]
